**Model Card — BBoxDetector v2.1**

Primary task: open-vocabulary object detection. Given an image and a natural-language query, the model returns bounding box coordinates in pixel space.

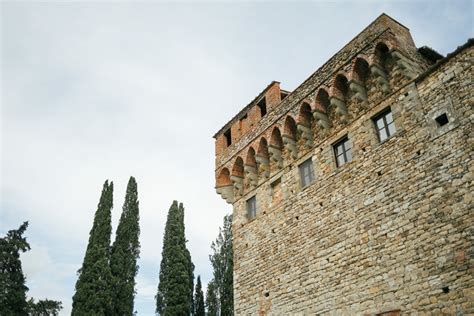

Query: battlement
[214,13,430,204]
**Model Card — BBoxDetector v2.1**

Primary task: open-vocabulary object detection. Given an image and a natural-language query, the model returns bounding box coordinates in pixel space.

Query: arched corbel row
[330,74,350,119]
[256,137,270,180]
[269,127,284,170]
[370,42,391,93]
[244,147,258,189]
[297,102,314,148]
[282,116,298,159]
[349,57,370,102]
[231,157,244,198]
[216,168,234,204]
[313,88,331,129]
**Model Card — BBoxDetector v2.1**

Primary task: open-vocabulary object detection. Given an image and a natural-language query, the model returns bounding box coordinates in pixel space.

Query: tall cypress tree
[72,180,114,315]
[156,201,194,315]
[0,221,30,315]
[193,275,205,316]
[110,176,140,315]
[205,280,218,316]
[208,214,233,315]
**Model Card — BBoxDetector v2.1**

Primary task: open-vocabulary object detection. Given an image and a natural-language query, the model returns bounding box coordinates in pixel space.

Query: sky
[1,1,472,315]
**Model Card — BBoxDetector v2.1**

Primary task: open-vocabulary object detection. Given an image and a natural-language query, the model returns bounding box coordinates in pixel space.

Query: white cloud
[2,1,471,315]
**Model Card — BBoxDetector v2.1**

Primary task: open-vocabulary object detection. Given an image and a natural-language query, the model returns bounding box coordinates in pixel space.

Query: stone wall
[213,13,473,315]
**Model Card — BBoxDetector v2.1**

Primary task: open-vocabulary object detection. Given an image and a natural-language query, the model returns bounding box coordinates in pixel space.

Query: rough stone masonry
[213,13,473,315]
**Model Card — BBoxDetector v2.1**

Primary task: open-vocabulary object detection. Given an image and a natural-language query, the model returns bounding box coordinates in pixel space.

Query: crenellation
[212,13,473,315]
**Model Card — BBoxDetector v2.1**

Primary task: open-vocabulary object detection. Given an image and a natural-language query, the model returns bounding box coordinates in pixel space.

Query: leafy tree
[72,180,114,315]
[156,201,194,315]
[27,298,62,316]
[208,214,233,315]
[0,221,30,315]
[205,280,218,316]
[193,275,205,316]
[110,176,141,315]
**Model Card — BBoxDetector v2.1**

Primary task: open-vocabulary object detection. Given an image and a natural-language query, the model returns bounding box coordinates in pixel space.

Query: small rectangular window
[271,178,282,205]
[333,137,352,167]
[435,113,449,127]
[246,196,257,219]
[224,129,232,147]
[373,108,396,142]
[299,158,315,188]
[257,97,267,117]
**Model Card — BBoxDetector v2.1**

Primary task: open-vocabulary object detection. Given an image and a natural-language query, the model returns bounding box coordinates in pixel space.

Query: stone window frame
[426,97,459,139]
[270,177,283,206]
[372,107,396,143]
[246,195,257,220]
[333,135,353,167]
[299,157,316,189]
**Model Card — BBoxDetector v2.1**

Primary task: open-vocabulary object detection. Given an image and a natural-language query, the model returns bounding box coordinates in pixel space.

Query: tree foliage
[72,180,114,315]
[27,298,62,316]
[110,176,141,315]
[156,201,194,316]
[205,280,218,316]
[0,221,30,315]
[207,214,233,315]
[193,275,205,316]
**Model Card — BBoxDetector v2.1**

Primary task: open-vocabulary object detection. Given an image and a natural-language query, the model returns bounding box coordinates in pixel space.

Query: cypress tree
[0,221,30,315]
[110,176,140,315]
[208,214,233,315]
[72,180,114,315]
[193,275,205,316]
[156,201,194,315]
[205,280,218,316]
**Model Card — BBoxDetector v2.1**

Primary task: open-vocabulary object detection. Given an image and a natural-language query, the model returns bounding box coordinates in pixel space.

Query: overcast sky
[1,1,472,315]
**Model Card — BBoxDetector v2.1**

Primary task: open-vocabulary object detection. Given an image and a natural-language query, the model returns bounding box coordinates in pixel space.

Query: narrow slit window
[224,129,232,147]
[257,97,267,117]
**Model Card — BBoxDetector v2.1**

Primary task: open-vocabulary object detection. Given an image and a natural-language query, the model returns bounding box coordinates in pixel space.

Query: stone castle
[213,14,473,315]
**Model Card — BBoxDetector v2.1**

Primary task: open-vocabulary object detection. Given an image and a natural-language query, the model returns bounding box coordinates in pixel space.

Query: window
[224,129,232,147]
[257,97,267,117]
[373,109,396,142]
[435,113,449,127]
[333,137,352,167]
[299,158,315,188]
[246,196,257,219]
[271,178,282,205]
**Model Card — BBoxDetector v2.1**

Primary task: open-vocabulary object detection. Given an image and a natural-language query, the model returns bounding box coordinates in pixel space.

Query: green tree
[0,221,30,315]
[27,298,62,316]
[72,180,114,315]
[156,201,194,315]
[193,275,205,316]
[205,280,218,316]
[110,176,141,315]
[208,214,233,315]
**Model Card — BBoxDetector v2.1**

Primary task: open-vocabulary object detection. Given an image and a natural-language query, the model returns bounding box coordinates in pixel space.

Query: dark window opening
[281,92,288,100]
[299,158,315,188]
[224,129,232,147]
[257,97,267,117]
[435,113,449,127]
[442,286,450,293]
[246,196,257,219]
[333,137,353,167]
[373,108,396,142]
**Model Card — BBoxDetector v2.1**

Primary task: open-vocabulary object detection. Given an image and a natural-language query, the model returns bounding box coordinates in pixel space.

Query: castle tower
[213,14,473,314]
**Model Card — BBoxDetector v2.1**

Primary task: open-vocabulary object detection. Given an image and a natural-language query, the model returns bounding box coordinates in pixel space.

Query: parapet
[213,13,432,204]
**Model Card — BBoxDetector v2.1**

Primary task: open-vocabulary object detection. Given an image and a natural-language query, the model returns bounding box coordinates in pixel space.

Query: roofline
[415,38,473,83]
[212,81,281,139]
[212,13,408,139]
